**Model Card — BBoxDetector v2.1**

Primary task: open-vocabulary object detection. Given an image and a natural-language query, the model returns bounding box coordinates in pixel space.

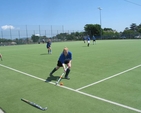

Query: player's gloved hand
[62,63,66,72]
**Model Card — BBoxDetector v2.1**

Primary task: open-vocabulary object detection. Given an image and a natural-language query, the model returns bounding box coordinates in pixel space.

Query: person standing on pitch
[87,35,90,47]
[48,47,72,80]
[92,35,96,45]
[0,54,2,61]
[83,36,86,43]
[46,39,52,54]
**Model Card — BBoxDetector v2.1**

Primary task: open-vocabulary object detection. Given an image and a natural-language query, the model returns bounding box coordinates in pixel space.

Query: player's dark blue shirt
[87,36,90,41]
[46,42,51,48]
[92,36,96,40]
[58,51,72,63]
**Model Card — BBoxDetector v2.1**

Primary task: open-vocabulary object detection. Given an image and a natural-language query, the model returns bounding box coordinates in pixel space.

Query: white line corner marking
[0,64,141,113]
[76,64,141,91]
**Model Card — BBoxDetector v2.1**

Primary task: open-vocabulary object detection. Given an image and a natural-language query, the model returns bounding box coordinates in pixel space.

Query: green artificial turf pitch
[0,40,141,113]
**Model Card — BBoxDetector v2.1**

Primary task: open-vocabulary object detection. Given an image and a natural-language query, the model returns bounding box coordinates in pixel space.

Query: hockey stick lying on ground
[21,98,47,111]
[55,67,68,86]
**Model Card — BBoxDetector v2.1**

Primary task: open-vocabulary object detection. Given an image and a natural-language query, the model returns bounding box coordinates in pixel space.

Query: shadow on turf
[45,75,59,82]
[82,46,89,47]
[40,53,48,55]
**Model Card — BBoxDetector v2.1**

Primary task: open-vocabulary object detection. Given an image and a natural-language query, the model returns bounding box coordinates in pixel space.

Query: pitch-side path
[0,63,141,113]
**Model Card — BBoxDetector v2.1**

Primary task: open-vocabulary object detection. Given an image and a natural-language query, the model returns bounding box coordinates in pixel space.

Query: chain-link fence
[0,25,84,39]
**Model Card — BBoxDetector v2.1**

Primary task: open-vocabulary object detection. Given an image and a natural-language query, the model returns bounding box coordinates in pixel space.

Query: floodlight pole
[98,7,102,39]
[50,25,53,38]
[26,25,28,38]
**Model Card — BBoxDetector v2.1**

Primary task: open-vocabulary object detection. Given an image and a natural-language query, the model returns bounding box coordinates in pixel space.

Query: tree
[56,33,68,40]
[84,24,101,38]
[124,27,129,31]
[31,35,40,42]
[137,23,141,34]
[130,23,137,31]
[122,29,134,39]
[103,28,113,31]
[122,23,141,38]
[103,28,119,39]
[138,28,141,34]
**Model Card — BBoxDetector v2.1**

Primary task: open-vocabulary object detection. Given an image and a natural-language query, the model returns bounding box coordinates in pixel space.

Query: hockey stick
[21,98,47,111]
[55,67,68,86]
[55,72,65,86]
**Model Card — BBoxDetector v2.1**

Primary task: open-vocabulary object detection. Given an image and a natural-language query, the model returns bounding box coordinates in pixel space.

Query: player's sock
[65,68,70,79]
[50,68,57,76]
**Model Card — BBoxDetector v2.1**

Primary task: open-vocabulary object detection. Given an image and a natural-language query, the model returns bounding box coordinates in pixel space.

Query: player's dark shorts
[57,59,70,67]
[47,46,50,48]
[93,40,95,41]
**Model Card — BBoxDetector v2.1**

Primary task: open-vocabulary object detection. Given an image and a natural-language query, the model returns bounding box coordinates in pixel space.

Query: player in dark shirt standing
[87,35,90,47]
[46,39,52,54]
[92,35,96,45]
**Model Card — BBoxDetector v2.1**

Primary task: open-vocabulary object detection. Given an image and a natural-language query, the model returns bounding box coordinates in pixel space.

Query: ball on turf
[60,82,63,85]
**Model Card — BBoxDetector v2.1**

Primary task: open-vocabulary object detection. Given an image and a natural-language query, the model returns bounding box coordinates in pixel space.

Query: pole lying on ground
[21,98,47,111]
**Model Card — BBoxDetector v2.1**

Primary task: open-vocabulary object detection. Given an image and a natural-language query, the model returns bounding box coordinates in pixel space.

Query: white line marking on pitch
[0,64,141,113]
[76,64,141,91]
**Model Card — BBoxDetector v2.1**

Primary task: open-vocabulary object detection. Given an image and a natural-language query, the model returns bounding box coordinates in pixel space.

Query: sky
[0,0,141,38]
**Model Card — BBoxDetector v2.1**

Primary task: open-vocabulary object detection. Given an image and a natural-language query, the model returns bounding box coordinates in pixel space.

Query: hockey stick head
[42,107,47,111]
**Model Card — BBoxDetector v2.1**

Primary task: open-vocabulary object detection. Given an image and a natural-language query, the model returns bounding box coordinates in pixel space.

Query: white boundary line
[76,64,141,91]
[0,63,141,113]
